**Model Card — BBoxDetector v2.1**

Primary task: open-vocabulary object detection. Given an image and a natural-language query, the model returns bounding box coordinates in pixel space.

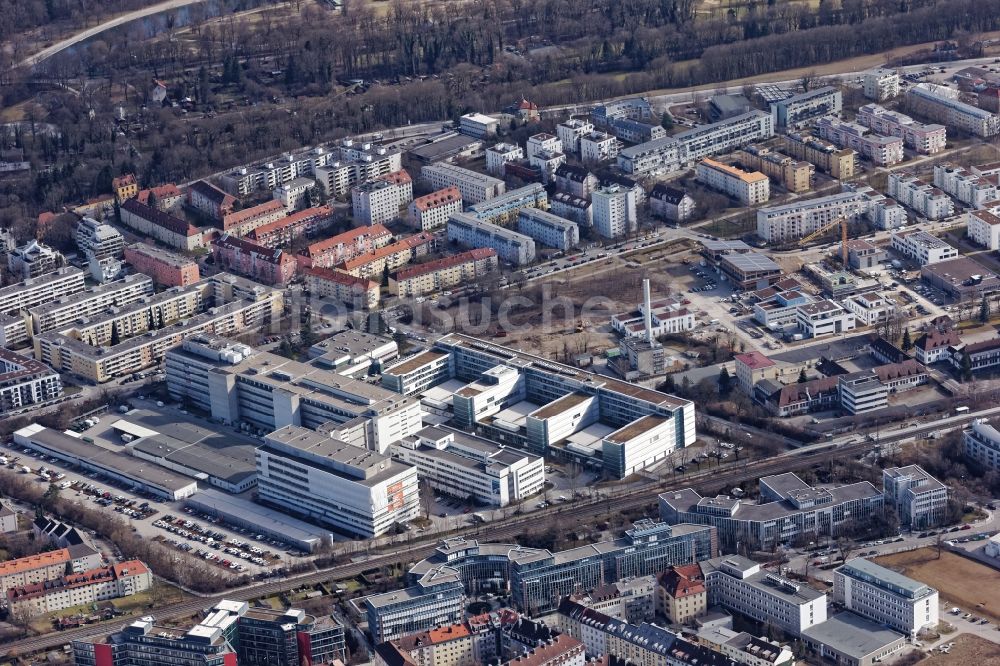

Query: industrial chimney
[643,278,653,344]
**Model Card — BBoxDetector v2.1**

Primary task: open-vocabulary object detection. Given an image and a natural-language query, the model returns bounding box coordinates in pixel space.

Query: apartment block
[0,348,63,413]
[112,173,139,201]
[218,199,286,236]
[834,559,938,639]
[298,224,393,270]
[842,291,896,327]
[409,187,463,231]
[649,185,696,223]
[550,193,593,227]
[856,104,946,154]
[247,205,334,249]
[124,243,200,287]
[8,240,65,279]
[756,191,868,243]
[592,185,637,239]
[391,248,498,298]
[26,273,154,335]
[814,116,904,166]
[580,132,619,164]
[75,217,124,260]
[933,163,997,208]
[888,172,954,220]
[517,208,580,251]
[304,267,381,310]
[352,170,414,226]
[486,143,525,177]
[906,83,1000,137]
[468,184,549,227]
[967,209,1000,250]
[337,233,435,280]
[863,69,901,101]
[780,132,856,179]
[186,180,235,221]
[459,113,499,139]
[696,158,770,205]
[556,119,595,155]
[447,213,536,266]
[882,465,949,530]
[422,163,505,204]
[657,564,707,625]
[660,473,884,551]
[212,234,297,286]
[796,299,856,338]
[617,137,681,176]
[137,183,184,212]
[605,118,665,144]
[890,230,958,265]
[0,268,86,347]
[772,86,842,129]
[7,560,151,616]
[0,545,103,597]
[120,198,207,251]
[736,145,813,194]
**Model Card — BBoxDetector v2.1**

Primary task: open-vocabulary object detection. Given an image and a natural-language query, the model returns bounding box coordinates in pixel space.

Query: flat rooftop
[263,425,411,486]
[530,392,592,420]
[186,488,331,547]
[802,613,905,659]
[605,414,669,443]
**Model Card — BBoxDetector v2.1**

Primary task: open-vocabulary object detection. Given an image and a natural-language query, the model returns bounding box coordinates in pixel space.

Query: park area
[875,548,1000,623]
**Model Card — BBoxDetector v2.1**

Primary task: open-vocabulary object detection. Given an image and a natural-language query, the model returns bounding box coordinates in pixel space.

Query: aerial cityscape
[2,1,1000,665]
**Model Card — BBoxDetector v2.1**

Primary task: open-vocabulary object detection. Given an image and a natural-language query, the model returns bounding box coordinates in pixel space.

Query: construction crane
[798,216,849,267]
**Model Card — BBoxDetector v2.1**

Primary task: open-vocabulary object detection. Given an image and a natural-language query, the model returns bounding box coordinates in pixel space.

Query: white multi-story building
[815,116,904,166]
[516,208,579,251]
[458,113,499,139]
[796,300,856,338]
[485,143,524,177]
[580,132,619,164]
[526,133,562,160]
[882,465,949,530]
[843,291,896,327]
[701,556,828,636]
[617,137,680,176]
[592,185,637,239]
[863,69,901,101]
[888,172,953,220]
[391,248,497,298]
[309,142,403,199]
[906,83,1000,137]
[889,230,958,265]
[0,348,63,413]
[838,373,888,415]
[447,212,536,266]
[273,176,315,213]
[556,119,595,156]
[856,104,946,154]
[8,240,65,279]
[964,419,1000,472]
[391,426,544,507]
[530,149,567,185]
[27,272,154,335]
[257,426,419,538]
[967,209,1000,250]
[696,158,770,206]
[75,217,124,260]
[352,170,413,226]
[408,187,463,231]
[933,163,997,208]
[772,86,843,129]
[756,191,868,243]
[834,559,938,640]
[422,163,505,205]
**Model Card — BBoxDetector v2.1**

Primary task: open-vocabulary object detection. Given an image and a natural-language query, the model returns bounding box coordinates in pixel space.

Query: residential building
[124,243,200,287]
[660,473,884,551]
[772,86,842,129]
[755,191,867,243]
[695,626,793,666]
[486,143,525,177]
[557,119,596,155]
[650,185,696,223]
[580,132,619,164]
[219,200,286,236]
[967,209,1000,250]
[617,137,681,176]
[75,217,124,260]
[526,133,563,160]
[814,116,904,166]
[753,284,814,331]
[733,352,777,395]
[186,180,236,221]
[273,176,316,213]
[906,83,1000,137]
[0,544,103,597]
[592,185,637,239]
[856,104,946,154]
[780,132,856,179]
[708,94,752,121]
[459,113,499,139]
[696,159,769,206]
[863,69,901,101]
[248,205,334,249]
[550,193,592,227]
[657,564,707,625]
[353,170,414,226]
[137,183,184,212]
[801,612,906,666]
[112,173,139,201]
[337,233,434,280]
[7,240,65,279]
[212,234,297,286]
[256,425,418,538]
[914,324,960,365]
[391,249,498,298]
[555,164,599,200]
[843,291,896,326]
[796,300,856,338]
[7,560,151,616]
[933,163,997,208]
[304,267,381,310]
[604,118,665,145]
[72,615,236,666]
[890,230,958,265]
[309,140,403,199]
[447,213,536,266]
[845,239,885,270]
[0,503,14,534]
[700,556,827,636]
[468,184,549,227]
[0,347,63,412]
[737,145,813,194]
[592,98,654,126]
[888,172,953,220]
[964,419,1000,471]
[373,616,501,666]
[0,268,86,347]
[409,187,463,231]
[119,198,207,251]
[517,208,579,251]
[25,273,154,337]
[882,465,948,530]
[298,224,393,270]
[834,559,938,639]
[422,163,505,205]
[391,426,544,507]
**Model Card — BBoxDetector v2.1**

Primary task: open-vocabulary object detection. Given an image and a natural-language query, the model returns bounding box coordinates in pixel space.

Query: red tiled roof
[395,248,496,281]
[187,180,235,207]
[222,200,285,227]
[213,233,291,265]
[916,328,960,351]
[776,376,839,408]
[252,205,332,237]
[121,198,199,237]
[339,233,434,272]
[304,224,392,256]
[735,351,775,370]
[137,184,182,205]
[874,359,926,381]
[378,169,412,186]
[412,186,462,212]
[304,266,376,289]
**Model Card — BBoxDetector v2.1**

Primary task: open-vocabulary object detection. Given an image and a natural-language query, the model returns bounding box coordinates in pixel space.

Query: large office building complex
[882,465,949,530]
[833,559,938,639]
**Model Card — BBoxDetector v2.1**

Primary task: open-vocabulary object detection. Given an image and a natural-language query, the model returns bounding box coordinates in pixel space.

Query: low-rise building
[557,119,596,155]
[212,233,297,286]
[650,185,696,223]
[801,613,906,666]
[796,300,856,338]
[305,267,381,310]
[882,465,948,530]
[219,199,287,236]
[0,543,103,597]
[337,233,434,280]
[136,183,184,212]
[468,184,549,227]
[833,559,938,639]
[920,256,1000,300]
[248,205,334,249]
[843,291,896,326]
[186,180,235,221]
[6,560,151,616]
[696,158,770,206]
[695,626,793,666]
[120,198,207,251]
[352,170,414,226]
[611,297,695,339]
[124,243,200,287]
[967,209,1000,250]
[486,143,525,177]
[845,239,885,270]
[459,113,499,139]
[391,249,498,297]
[112,173,139,201]
[550,193,593,227]
[838,373,888,415]
[890,230,958,265]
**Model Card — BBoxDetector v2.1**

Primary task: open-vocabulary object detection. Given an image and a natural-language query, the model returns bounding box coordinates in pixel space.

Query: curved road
[18,0,211,69]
